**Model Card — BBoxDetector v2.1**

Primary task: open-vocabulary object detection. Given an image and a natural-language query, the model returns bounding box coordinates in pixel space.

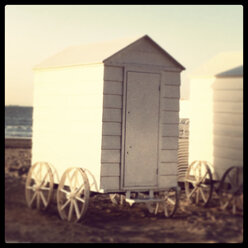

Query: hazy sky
[5,5,243,106]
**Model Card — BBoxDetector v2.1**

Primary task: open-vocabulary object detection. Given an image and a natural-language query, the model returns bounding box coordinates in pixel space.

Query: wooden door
[124,71,160,188]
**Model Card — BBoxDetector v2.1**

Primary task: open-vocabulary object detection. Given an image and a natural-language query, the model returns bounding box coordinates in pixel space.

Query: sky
[5,5,243,106]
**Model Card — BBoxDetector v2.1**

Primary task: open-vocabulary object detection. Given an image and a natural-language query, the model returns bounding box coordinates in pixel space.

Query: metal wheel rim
[57,167,90,222]
[25,162,54,210]
[218,166,243,214]
[185,160,213,207]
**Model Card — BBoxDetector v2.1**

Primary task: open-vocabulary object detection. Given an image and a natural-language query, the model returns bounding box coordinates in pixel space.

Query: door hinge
[156,168,159,175]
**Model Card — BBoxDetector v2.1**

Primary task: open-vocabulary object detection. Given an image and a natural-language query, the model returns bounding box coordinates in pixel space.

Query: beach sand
[5,138,31,179]
[5,138,243,243]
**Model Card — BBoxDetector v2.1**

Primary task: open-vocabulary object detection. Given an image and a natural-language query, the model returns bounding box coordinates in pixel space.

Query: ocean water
[5,106,33,138]
[4,105,188,139]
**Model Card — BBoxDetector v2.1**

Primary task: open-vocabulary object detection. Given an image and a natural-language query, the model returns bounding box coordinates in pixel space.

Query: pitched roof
[190,51,243,78]
[216,65,243,78]
[34,35,185,70]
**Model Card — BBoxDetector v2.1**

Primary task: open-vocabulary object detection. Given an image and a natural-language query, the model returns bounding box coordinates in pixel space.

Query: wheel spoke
[36,192,41,209]
[29,191,38,206]
[26,186,35,191]
[40,186,51,191]
[199,188,207,203]
[221,200,229,210]
[73,200,81,220]
[199,171,208,184]
[40,170,49,187]
[26,162,54,211]
[75,183,85,196]
[71,170,77,190]
[57,168,90,222]
[60,199,71,210]
[76,196,85,204]
[167,197,176,205]
[198,161,202,179]
[40,191,48,207]
[185,178,196,184]
[74,171,78,189]
[196,188,200,204]
[188,185,198,199]
[60,188,70,195]
[154,203,159,215]
[67,173,73,190]
[68,201,74,221]
[32,170,40,183]
[164,204,169,217]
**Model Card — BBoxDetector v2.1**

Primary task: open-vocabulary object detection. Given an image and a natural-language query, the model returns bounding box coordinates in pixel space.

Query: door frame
[120,66,162,190]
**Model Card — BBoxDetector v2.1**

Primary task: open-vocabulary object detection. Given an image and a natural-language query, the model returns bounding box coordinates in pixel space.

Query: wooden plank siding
[213,135,243,149]
[212,78,243,90]
[214,113,242,125]
[212,76,243,176]
[213,146,243,161]
[213,90,243,102]
[100,66,124,191]
[158,71,180,188]
[101,67,181,190]
[213,123,243,137]
[213,102,243,113]
[212,157,243,177]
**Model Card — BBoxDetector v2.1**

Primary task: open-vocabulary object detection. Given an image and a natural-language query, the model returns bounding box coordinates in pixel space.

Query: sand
[5,138,243,243]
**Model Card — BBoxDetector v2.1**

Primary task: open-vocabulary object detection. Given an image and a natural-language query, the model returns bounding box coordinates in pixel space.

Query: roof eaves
[103,35,186,71]
[144,35,186,71]
[215,65,243,78]
[102,35,147,63]
[33,62,103,71]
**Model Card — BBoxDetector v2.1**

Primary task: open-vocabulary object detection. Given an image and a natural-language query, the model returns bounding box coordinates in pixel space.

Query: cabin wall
[100,65,123,191]
[212,77,243,177]
[100,65,181,191]
[100,65,181,192]
[32,64,104,186]
[159,71,180,188]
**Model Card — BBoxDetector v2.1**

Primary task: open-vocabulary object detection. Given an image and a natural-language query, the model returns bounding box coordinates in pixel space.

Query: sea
[5,106,33,139]
[5,105,189,139]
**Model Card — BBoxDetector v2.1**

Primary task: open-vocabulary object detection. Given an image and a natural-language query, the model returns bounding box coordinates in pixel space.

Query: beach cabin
[188,51,243,180]
[31,35,185,194]
[212,65,243,177]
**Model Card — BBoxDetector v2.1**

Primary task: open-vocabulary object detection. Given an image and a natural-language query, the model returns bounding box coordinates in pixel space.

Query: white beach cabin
[183,54,243,210]
[188,51,243,180]
[212,65,243,178]
[31,35,185,210]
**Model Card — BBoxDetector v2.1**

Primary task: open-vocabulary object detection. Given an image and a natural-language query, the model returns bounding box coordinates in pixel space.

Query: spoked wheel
[25,162,54,210]
[146,188,179,218]
[185,160,213,207]
[57,167,90,222]
[109,194,125,205]
[84,168,99,192]
[218,166,243,214]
